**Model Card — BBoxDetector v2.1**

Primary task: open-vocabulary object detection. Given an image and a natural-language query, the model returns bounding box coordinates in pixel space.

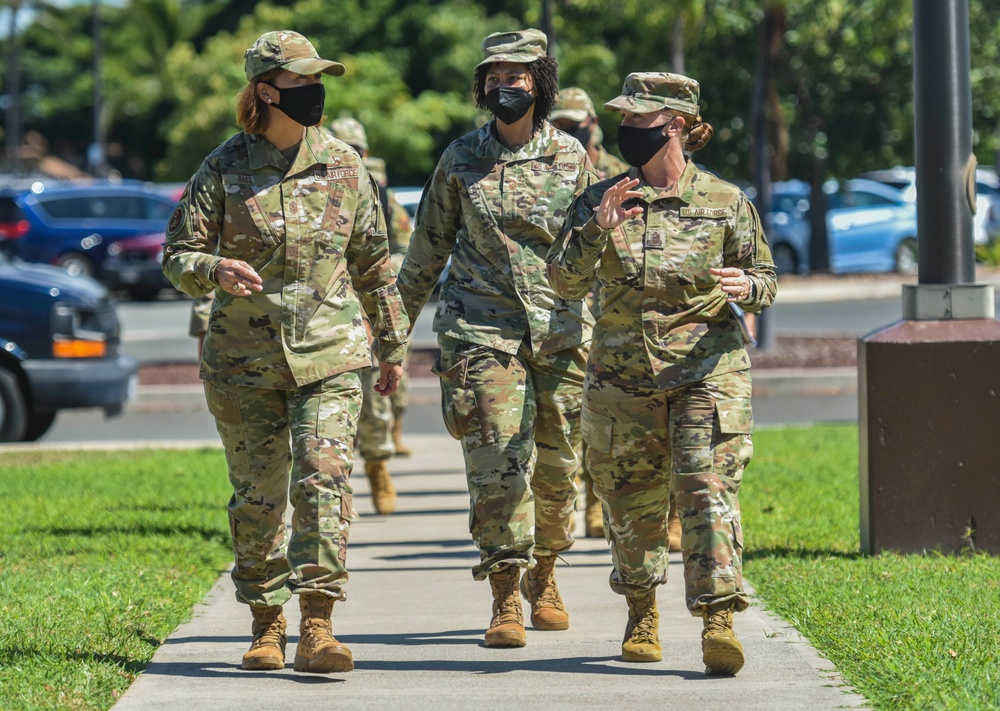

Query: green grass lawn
[0,429,997,710]
[0,448,232,710]
[746,425,1000,710]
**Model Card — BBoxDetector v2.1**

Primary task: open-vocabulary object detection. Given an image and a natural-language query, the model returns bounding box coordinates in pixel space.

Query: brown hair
[670,111,714,153]
[473,56,559,136]
[235,69,282,135]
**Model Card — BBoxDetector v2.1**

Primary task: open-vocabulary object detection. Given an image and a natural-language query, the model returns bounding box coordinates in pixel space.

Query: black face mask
[568,123,593,147]
[617,123,671,167]
[483,87,536,125]
[268,82,325,127]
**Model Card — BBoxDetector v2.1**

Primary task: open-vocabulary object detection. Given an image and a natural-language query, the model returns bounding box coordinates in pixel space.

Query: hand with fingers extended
[216,259,263,297]
[710,266,753,302]
[595,177,644,230]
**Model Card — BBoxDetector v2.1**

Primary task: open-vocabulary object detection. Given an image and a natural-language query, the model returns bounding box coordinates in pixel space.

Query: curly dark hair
[473,56,559,136]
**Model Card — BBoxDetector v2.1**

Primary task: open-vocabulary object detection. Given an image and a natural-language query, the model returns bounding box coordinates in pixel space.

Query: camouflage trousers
[356,353,410,462]
[436,335,587,580]
[581,368,753,615]
[204,371,363,607]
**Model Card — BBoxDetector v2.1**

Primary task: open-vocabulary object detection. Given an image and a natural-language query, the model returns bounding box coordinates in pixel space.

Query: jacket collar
[630,159,699,204]
[470,120,567,161]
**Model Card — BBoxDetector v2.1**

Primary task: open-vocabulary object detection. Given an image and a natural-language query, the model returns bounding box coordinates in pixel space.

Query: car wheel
[24,412,57,442]
[772,243,799,275]
[56,252,95,278]
[895,238,918,275]
[0,367,28,442]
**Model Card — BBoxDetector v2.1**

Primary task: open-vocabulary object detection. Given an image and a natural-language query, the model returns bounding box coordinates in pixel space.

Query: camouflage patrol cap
[244,30,346,81]
[476,28,547,68]
[329,117,368,153]
[550,88,597,123]
[604,72,700,115]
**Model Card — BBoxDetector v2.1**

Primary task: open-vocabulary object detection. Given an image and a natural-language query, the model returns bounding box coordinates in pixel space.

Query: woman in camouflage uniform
[397,29,594,648]
[162,31,409,675]
[548,73,776,673]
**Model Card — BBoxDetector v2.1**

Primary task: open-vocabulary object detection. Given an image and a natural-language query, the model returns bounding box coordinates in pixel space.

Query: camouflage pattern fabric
[435,335,587,580]
[163,126,409,390]
[547,159,775,614]
[244,30,345,81]
[357,365,393,462]
[188,292,213,338]
[581,370,752,614]
[592,145,628,182]
[547,160,776,391]
[397,121,595,357]
[205,371,362,606]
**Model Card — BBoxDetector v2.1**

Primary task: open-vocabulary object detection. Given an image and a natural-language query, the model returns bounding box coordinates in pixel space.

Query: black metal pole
[913,0,974,284]
[90,0,106,177]
[751,8,775,351]
[541,0,556,59]
[5,1,23,173]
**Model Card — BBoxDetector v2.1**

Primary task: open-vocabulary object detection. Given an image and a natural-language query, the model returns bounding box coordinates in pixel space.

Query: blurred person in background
[396,29,595,648]
[550,87,627,181]
[163,30,408,675]
[548,72,775,673]
[330,116,415,515]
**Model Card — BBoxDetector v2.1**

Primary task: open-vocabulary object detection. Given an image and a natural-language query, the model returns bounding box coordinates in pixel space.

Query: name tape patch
[680,207,730,219]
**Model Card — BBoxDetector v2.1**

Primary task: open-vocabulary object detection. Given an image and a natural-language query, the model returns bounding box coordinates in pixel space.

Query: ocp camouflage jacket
[397,121,595,357]
[547,160,776,389]
[163,126,409,389]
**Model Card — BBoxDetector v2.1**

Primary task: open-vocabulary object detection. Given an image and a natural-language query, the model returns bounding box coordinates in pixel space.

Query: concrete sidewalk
[114,434,868,710]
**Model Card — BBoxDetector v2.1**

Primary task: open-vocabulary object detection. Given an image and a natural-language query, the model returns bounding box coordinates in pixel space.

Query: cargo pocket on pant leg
[433,353,477,440]
[204,382,250,473]
[581,403,613,454]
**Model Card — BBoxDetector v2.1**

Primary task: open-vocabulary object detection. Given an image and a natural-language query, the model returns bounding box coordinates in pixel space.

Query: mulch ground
[138,336,857,386]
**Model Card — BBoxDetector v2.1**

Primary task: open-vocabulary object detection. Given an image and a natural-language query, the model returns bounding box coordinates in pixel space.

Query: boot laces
[250,611,284,649]
[705,608,733,636]
[491,568,522,623]
[629,603,657,643]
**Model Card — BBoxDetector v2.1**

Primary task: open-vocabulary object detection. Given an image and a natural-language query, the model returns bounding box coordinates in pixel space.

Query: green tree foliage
[2,0,999,186]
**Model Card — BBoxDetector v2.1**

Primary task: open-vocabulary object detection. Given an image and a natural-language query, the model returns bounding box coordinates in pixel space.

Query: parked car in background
[860,165,1000,246]
[766,178,919,275]
[765,181,811,275]
[0,180,177,279]
[102,232,171,300]
[0,251,137,441]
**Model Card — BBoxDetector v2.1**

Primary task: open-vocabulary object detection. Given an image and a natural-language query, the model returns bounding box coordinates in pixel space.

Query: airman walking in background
[329,116,415,515]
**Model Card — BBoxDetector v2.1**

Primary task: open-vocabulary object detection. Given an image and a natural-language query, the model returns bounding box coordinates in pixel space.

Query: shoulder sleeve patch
[166,201,188,238]
[680,207,731,219]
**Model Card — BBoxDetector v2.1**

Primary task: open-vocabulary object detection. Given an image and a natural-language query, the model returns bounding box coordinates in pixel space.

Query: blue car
[766,178,918,275]
[0,181,177,279]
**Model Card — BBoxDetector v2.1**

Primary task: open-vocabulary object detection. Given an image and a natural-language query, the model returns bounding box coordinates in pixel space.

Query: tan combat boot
[391,417,412,457]
[702,602,745,675]
[293,592,354,674]
[584,481,605,538]
[519,554,569,630]
[365,460,397,515]
[622,591,661,662]
[241,605,286,670]
[484,566,526,647]
[667,492,682,552]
